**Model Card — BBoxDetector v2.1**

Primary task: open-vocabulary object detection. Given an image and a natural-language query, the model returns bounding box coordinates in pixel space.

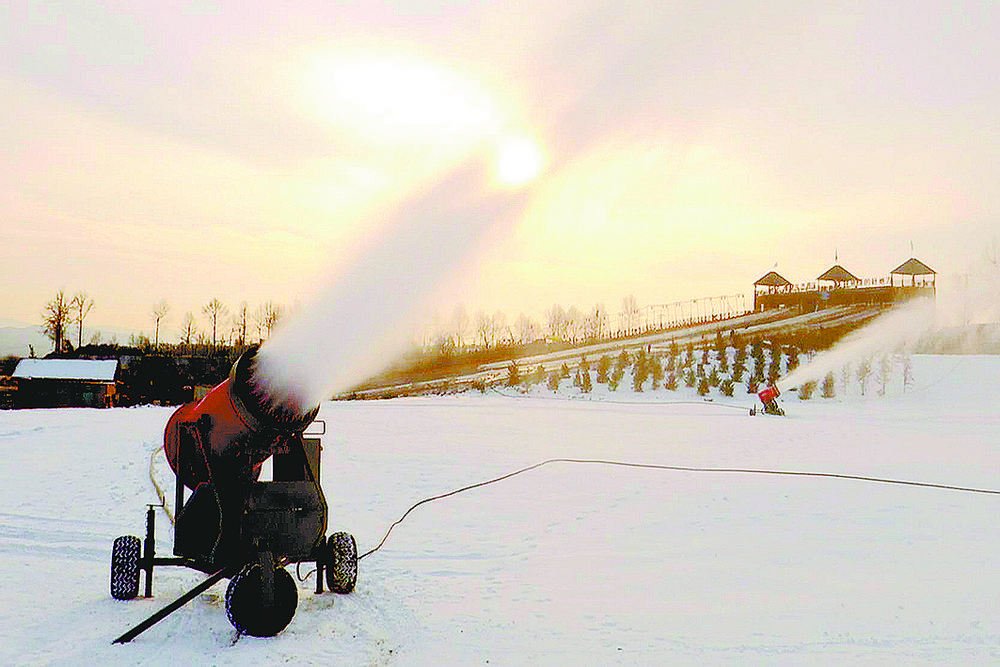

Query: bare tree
[514,313,537,345]
[901,353,914,392]
[566,306,584,343]
[70,292,94,348]
[254,301,282,342]
[474,310,492,348]
[546,304,567,341]
[621,295,641,335]
[586,304,608,342]
[450,305,470,348]
[855,356,873,396]
[491,310,509,346]
[151,299,171,348]
[180,312,198,348]
[232,301,249,348]
[840,362,851,394]
[876,353,893,396]
[203,298,228,349]
[41,290,71,354]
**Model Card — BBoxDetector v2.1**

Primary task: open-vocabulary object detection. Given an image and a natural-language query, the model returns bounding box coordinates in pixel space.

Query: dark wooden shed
[12,359,119,408]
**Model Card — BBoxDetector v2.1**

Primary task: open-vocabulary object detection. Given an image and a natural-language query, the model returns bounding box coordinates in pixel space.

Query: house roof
[754,271,792,287]
[891,257,936,276]
[12,359,118,381]
[817,264,860,283]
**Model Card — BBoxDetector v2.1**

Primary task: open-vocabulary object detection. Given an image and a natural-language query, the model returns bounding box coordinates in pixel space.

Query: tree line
[38,291,286,356]
[421,296,671,353]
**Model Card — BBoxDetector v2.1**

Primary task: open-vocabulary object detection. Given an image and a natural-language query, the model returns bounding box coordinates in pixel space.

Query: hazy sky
[2,1,998,340]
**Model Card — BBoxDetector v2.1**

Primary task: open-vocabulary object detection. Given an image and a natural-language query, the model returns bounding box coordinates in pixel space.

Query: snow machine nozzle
[757,383,785,416]
[163,346,320,492]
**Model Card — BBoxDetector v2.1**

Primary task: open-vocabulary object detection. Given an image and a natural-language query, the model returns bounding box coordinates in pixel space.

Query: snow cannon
[162,346,320,495]
[757,383,785,416]
[110,347,358,644]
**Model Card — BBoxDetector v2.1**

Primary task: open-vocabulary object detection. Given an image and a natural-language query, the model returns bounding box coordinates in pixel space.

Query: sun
[493,136,544,188]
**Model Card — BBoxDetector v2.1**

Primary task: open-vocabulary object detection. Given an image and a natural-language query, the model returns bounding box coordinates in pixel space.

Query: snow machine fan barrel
[163,347,320,492]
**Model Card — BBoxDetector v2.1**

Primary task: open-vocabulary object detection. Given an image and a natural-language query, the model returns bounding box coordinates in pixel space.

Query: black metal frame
[115,424,332,643]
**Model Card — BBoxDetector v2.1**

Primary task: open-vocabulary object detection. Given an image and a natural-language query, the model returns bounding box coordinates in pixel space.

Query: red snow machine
[757,383,785,416]
[110,347,357,642]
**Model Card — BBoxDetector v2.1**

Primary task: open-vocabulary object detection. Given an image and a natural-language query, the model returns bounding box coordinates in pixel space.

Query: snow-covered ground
[2,355,999,665]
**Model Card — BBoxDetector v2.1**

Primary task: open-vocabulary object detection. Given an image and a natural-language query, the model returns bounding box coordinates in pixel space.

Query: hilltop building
[754,258,935,312]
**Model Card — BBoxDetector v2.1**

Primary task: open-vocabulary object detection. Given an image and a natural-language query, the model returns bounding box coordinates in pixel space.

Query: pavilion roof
[891,257,936,276]
[754,271,792,287]
[817,264,860,283]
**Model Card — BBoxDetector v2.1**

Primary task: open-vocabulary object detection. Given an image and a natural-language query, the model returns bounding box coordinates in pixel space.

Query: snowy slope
[1,355,999,665]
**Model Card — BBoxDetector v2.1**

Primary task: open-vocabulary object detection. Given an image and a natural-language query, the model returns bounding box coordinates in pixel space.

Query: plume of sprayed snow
[778,298,937,391]
[251,156,529,414]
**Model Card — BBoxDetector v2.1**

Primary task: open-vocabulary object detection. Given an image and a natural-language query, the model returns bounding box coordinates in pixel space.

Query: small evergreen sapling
[596,355,611,383]
[732,363,745,384]
[797,381,816,400]
[632,358,649,392]
[547,369,561,391]
[697,376,710,396]
[650,356,663,389]
[720,378,734,397]
[506,362,520,387]
[787,347,800,372]
[609,365,624,391]
[767,357,780,383]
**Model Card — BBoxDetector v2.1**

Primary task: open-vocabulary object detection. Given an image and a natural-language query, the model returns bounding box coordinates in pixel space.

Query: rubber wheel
[110,535,141,600]
[325,531,358,594]
[225,564,298,637]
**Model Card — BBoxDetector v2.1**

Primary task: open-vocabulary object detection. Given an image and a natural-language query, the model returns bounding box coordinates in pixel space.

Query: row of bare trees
[424,299,631,352]
[147,298,284,350]
[40,291,285,354]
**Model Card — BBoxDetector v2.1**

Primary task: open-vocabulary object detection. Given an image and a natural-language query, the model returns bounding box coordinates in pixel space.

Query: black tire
[225,564,298,637]
[325,531,358,594]
[110,535,141,600]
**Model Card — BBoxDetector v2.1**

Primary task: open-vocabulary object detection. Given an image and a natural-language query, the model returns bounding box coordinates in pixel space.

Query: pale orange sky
[2,1,998,341]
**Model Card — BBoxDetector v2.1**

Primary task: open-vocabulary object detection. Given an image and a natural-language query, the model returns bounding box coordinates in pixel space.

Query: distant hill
[0,323,135,359]
[0,326,50,358]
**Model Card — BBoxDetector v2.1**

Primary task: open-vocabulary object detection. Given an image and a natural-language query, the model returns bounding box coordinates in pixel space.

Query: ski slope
[1,355,999,665]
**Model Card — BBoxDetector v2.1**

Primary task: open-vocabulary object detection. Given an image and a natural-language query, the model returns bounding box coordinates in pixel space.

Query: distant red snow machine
[757,383,785,416]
